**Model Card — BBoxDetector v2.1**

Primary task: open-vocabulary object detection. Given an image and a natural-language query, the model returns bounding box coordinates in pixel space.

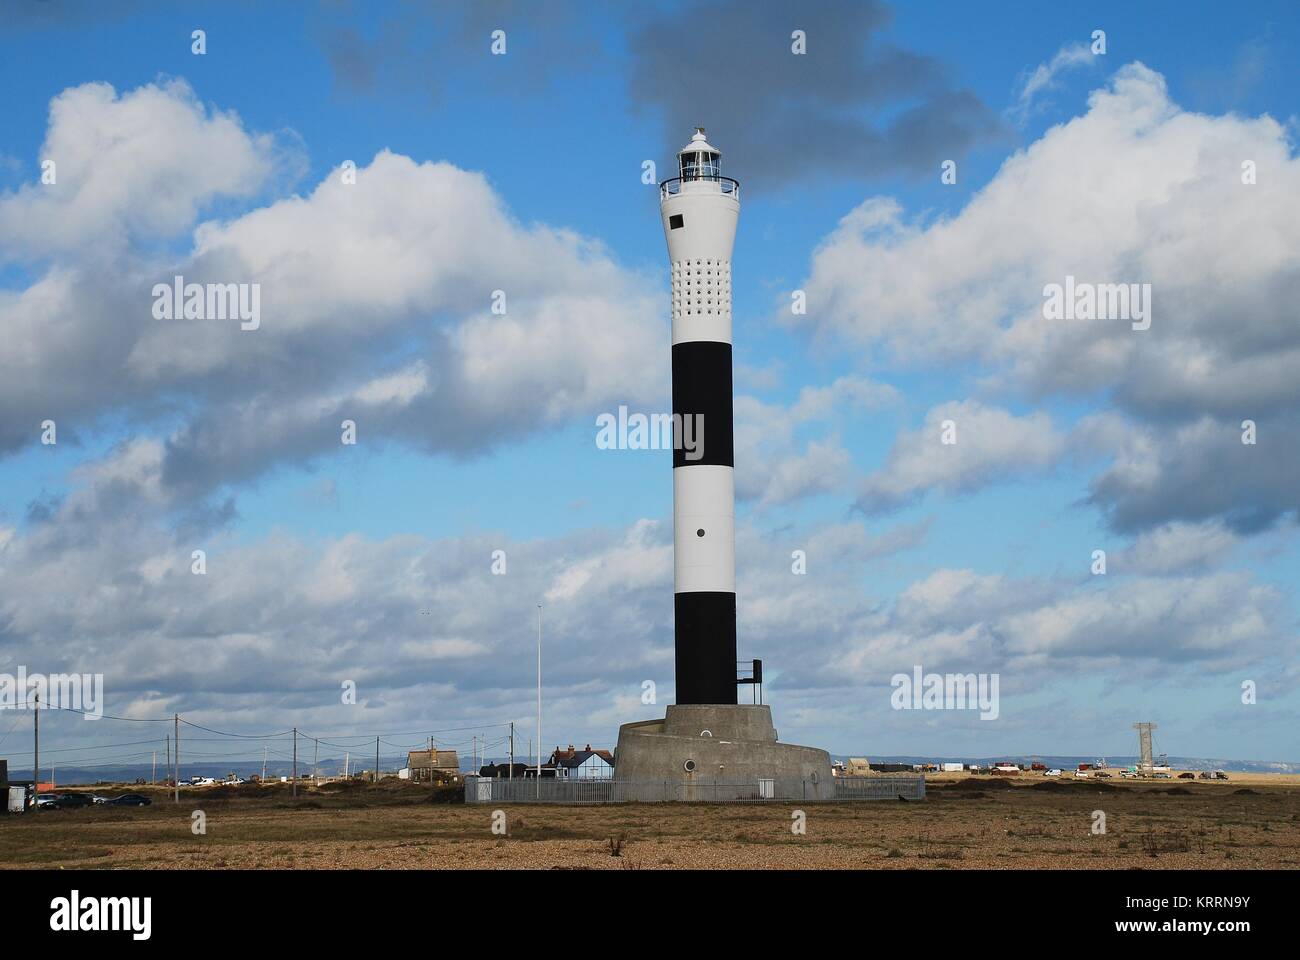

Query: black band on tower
[674,591,738,705]
[671,341,734,469]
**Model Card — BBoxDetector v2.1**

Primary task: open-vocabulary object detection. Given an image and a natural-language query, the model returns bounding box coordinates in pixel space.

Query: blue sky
[0,0,1297,768]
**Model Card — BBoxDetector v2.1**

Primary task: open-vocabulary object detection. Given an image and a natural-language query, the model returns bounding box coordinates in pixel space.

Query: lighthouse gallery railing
[659,176,740,201]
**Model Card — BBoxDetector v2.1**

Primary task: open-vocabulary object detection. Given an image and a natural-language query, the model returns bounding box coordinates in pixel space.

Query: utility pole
[262,745,267,781]
[537,603,542,798]
[313,738,319,784]
[344,752,349,779]
[374,736,379,783]
[292,727,297,798]
[173,713,180,803]
[33,693,39,795]
[509,722,515,779]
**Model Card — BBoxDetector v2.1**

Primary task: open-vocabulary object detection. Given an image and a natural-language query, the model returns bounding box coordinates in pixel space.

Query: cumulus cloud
[0,443,924,738]
[734,375,898,508]
[0,80,283,259]
[796,63,1300,533]
[830,565,1290,686]
[0,83,665,506]
[857,400,1065,513]
[1115,520,1242,575]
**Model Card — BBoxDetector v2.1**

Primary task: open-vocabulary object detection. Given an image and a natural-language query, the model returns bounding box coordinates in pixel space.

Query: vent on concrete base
[683,758,697,773]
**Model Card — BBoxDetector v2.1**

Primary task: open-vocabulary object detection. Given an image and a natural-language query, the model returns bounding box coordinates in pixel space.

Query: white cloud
[857,400,1065,513]
[831,565,1289,683]
[1011,42,1097,123]
[0,84,665,499]
[1117,520,1242,575]
[735,375,897,508]
[0,80,283,258]
[796,62,1300,532]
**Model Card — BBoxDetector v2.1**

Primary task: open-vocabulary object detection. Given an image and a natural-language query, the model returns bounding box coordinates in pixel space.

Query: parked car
[1094,771,1112,779]
[107,793,152,806]
[43,793,95,810]
[34,794,56,808]
[1120,771,1140,779]
[1152,772,1172,779]
[1178,772,1197,779]
[1043,768,1062,777]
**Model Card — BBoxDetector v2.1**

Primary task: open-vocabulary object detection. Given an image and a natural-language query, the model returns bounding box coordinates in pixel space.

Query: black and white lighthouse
[611,130,833,798]
[659,128,741,705]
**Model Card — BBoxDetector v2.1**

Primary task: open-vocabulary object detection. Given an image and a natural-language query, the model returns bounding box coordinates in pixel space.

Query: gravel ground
[3,779,1297,870]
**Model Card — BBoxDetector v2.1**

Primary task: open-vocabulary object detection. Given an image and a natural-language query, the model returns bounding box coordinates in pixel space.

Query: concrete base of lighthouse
[612,704,834,801]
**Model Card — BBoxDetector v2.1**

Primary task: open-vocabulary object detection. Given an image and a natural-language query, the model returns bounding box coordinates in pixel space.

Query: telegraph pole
[509,722,515,779]
[173,713,180,803]
[33,693,39,796]
[374,736,379,783]
[261,745,267,781]
[313,738,319,784]
[292,727,297,798]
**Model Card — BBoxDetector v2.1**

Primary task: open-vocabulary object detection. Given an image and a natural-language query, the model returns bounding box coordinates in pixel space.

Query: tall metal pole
[509,722,514,779]
[292,727,297,797]
[374,735,379,783]
[174,713,180,803]
[536,603,542,798]
[33,693,39,795]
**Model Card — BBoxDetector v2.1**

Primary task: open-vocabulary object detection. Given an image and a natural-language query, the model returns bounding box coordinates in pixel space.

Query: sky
[0,0,1297,771]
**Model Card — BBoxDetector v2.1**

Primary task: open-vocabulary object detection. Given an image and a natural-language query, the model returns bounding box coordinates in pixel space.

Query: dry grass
[3,777,1298,870]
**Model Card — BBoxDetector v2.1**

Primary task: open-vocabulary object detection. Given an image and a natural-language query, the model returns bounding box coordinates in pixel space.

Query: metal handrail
[659,176,740,200]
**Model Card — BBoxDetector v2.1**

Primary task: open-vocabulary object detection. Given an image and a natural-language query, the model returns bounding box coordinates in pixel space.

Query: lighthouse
[660,128,740,706]
[611,128,832,799]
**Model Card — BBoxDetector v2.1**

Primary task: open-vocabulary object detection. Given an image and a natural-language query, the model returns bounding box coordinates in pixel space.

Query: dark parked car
[107,793,152,806]
[43,793,95,810]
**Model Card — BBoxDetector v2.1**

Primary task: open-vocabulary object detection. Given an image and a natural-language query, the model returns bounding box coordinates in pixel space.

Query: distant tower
[1133,722,1157,773]
[659,128,740,705]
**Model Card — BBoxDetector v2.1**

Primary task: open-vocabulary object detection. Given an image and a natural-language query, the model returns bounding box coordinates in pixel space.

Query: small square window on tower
[669,213,684,230]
